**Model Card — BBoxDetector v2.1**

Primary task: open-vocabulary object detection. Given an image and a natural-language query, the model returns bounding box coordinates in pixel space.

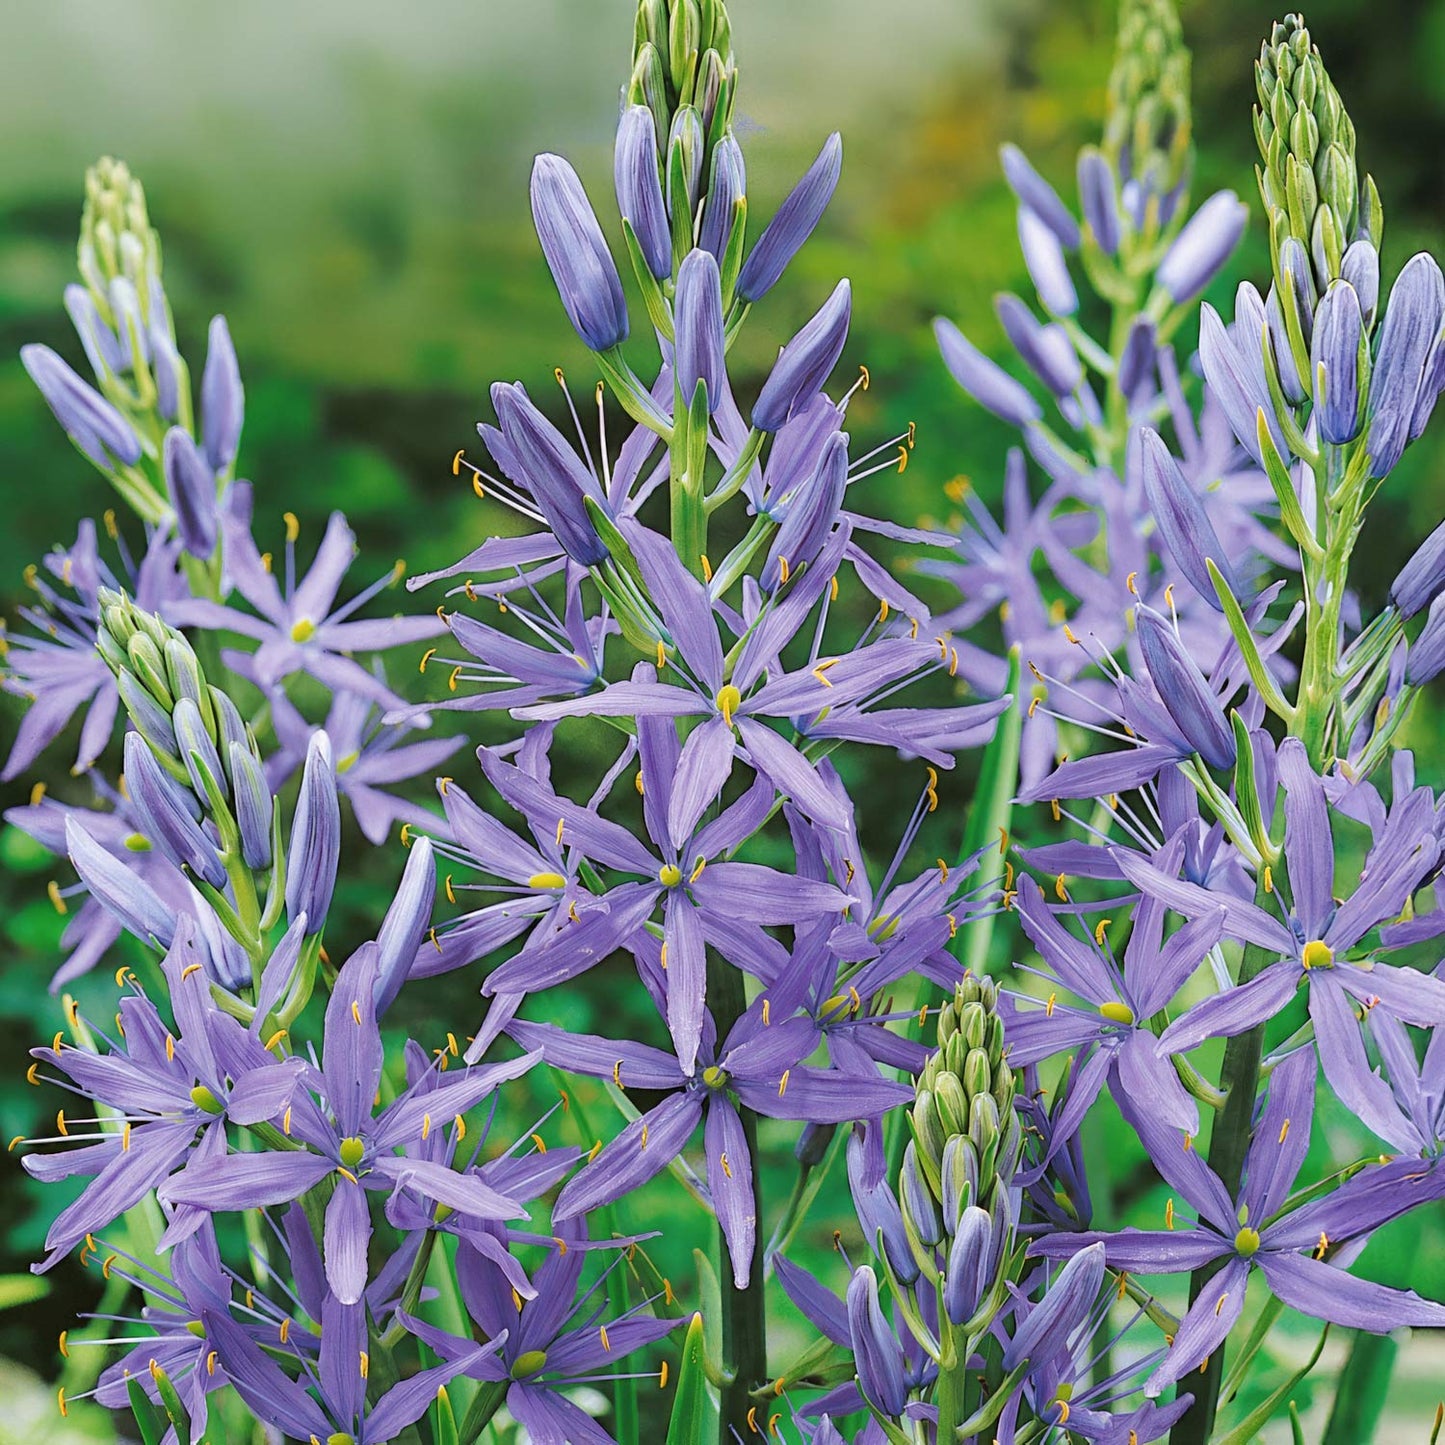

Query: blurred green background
[4,0,1445,1439]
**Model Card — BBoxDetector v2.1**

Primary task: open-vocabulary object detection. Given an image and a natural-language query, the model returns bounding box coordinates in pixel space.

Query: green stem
[1321,1329,1399,1445]
[708,953,767,1442]
[1168,939,1273,1445]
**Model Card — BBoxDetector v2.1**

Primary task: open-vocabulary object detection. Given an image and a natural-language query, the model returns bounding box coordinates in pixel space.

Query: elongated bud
[699,134,745,261]
[1136,606,1235,770]
[847,1123,917,1286]
[1136,426,1240,612]
[761,431,847,592]
[64,283,125,378]
[994,295,1081,398]
[228,741,273,871]
[1076,148,1122,256]
[845,1267,907,1419]
[1311,279,1366,443]
[1117,316,1156,398]
[1157,190,1247,303]
[934,318,1041,427]
[944,1205,993,1325]
[898,1141,942,1249]
[172,696,227,808]
[163,428,219,559]
[674,249,726,412]
[1017,207,1077,317]
[123,732,226,888]
[1198,298,1284,467]
[530,154,629,351]
[375,835,435,1017]
[753,279,851,431]
[735,133,841,302]
[1341,239,1379,329]
[79,157,168,338]
[21,344,142,470]
[285,732,340,936]
[200,316,244,474]
[1392,519,1445,620]
[491,382,610,566]
[1002,1242,1106,1370]
[1000,144,1079,250]
[1367,253,1445,478]
[1407,593,1445,686]
[66,816,177,948]
[616,107,671,281]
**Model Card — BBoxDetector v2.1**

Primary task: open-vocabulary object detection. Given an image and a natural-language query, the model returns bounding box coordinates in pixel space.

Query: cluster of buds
[22,158,242,555]
[903,977,1020,1330]
[1255,14,1380,294]
[1101,0,1193,236]
[87,591,340,1011]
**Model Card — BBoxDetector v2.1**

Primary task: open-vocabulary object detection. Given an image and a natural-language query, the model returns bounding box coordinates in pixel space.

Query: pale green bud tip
[1104,0,1192,197]
[79,156,164,320]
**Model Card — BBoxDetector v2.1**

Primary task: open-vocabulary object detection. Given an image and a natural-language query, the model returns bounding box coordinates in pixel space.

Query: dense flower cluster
[8,1,1445,1443]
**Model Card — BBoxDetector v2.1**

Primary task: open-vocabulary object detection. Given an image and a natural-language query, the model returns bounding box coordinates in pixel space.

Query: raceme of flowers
[8,2,1445,1444]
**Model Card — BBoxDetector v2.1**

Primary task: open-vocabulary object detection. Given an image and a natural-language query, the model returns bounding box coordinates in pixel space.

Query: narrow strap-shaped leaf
[1214,1324,1329,1445]
[1230,711,1279,865]
[127,1376,168,1445]
[1207,558,1295,722]
[621,218,675,341]
[666,1313,717,1445]
[1256,409,1323,559]
[692,1247,728,1389]
[1321,1328,1399,1445]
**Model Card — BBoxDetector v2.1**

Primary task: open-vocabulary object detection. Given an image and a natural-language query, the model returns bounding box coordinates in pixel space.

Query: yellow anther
[359,1351,369,1380]
[1126,570,1138,595]
[640,1123,650,1149]
[896,445,909,474]
[700,554,713,582]
[778,1069,790,1097]
[454,1114,466,1141]
[58,1387,68,1418]
[279,1319,291,1344]
[613,1060,624,1087]
[878,598,890,623]
[445,875,456,905]
[447,665,462,692]
[656,639,667,668]
[65,996,80,1028]
[778,556,790,584]
[720,1151,732,1179]
[1094,918,1111,946]
[907,420,917,447]
[283,511,300,543]
[283,1106,293,1135]
[1045,993,1057,1017]
[451,449,465,476]
[530,1133,547,1153]
[1055,874,1069,902]
[812,658,838,687]
[858,364,870,390]
[351,1000,363,1025]
[1278,1118,1291,1144]
[122,1123,132,1151]
[761,999,771,1025]
[829,574,839,602]
[206,1350,218,1377]
[659,1361,669,1389]
[472,475,486,500]
[689,857,707,883]
[419,647,436,674]
[102,1253,118,1279]
[7,1136,25,1153]
[180,962,203,981]
[56,1110,69,1137]
[48,879,68,915]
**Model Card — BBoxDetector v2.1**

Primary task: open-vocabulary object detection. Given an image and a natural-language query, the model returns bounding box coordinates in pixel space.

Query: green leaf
[692,1248,727,1388]
[1321,1329,1399,1445]
[0,1274,49,1310]
[665,1313,717,1445]
[1230,711,1278,865]
[1255,409,1322,559]
[126,1377,167,1445]
[1206,558,1295,722]
[433,1384,460,1445]
[951,646,1021,975]
[1215,1324,1329,1445]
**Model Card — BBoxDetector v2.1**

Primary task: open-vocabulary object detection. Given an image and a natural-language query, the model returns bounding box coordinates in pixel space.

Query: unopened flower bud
[754,280,852,432]
[1077,148,1122,255]
[530,154,629,352]
[228,741,273,871]
[674,248,726,412]
[935,317,1042,428]
[1368,253,1445,478]
[200,316,244,474]
[736,133,841,302]
[21,344,142,470]
[1018,206,1077,316]
[615,106,670,281]
[1157,190,1247,303]
[1000,144,1079,250]
[285,731,340,935]
[699,133,746,262]
[1312,279,1366,444]
[845,1267,907,1419]
[123,732,225,889]
[1136,605,1236,770]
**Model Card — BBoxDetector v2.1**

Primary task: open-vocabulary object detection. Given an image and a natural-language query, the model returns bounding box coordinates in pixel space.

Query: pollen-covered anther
[1301,939,1334,969]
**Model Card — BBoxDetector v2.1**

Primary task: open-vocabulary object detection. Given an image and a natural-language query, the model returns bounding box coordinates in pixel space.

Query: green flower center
[715,684,742,726]
[511,1349,548,1380]
[1099,1001,1135,1025]
[702,1066,729,1090]
[658,864,683,888]
[339,1136,366,1170]
[1301,939,1334,969]
[290,618,317,643]
[1234,1226,1261,1257]
[527,871,567,890]
[189,1085,224,1116]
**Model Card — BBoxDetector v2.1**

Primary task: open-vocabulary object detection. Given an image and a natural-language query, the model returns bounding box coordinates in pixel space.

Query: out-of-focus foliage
[3,1,1445,1438]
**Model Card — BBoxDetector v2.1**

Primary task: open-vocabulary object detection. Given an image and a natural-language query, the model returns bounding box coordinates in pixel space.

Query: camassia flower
[18,918,307,1269]
[1124,741,1445,1115]
[469,721,848,1076]
[510,1007,912,1287]
[167,489,445,709]
[161,945,538,1305]
[1002,864,1225,1144]
[401,1219,683,1445]
[1034,1048,1445,1396]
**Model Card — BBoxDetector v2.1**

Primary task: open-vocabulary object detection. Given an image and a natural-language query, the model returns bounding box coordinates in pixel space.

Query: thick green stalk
[1321,1329,1399,1445]
[1168,939,1272,1445]
[708,952,767,1442]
